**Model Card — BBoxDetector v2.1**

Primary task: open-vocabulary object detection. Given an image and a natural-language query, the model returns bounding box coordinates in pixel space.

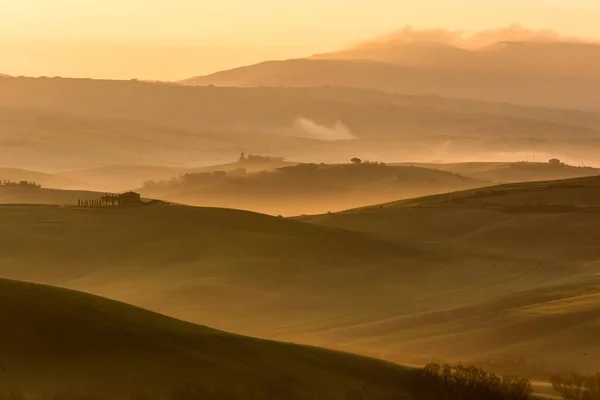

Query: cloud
[293,118,355,141]
[349,25,598,50]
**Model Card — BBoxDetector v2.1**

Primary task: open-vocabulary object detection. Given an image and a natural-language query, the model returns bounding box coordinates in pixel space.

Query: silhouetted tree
[351,157,362,164]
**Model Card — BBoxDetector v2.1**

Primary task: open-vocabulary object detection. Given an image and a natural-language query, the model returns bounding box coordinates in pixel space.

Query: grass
[395,161,600,184]
[0,278,410,399]
[2,177,599,382]
[299,176,600,373]
[335,175,600,211]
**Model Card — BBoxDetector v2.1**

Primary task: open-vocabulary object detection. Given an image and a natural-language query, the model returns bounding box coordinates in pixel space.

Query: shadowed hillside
[140,162,484,215]
[0,278,410,399]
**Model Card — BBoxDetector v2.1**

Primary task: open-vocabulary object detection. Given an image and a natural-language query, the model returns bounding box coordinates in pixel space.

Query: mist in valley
[1,3,600,398]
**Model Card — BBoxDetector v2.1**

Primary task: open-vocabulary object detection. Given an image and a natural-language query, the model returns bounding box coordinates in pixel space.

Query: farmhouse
[77,191,149,208]
[118,191,143,207]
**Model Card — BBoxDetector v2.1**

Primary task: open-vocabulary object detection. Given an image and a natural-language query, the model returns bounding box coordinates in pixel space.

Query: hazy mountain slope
[0,107,257,172]
[0,278,410,398]
[0,167,87,189]
[480,41,600,76]
[3,79,600,171]
[0,185,127,205]
[140,163,485,216]
[312,40,600,76]
[310,42,476,68]
[397,162,600,183]
[6,78,600,132]
[182,44,600,111]
[57,165,189,192]
[57,159,297,192]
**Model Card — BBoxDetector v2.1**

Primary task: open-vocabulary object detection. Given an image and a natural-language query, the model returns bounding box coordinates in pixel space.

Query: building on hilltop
[77,191,145,208]
[118,191,143,207]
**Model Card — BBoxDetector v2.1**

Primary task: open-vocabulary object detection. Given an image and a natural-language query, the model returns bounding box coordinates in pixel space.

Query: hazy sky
[1,0,600,80]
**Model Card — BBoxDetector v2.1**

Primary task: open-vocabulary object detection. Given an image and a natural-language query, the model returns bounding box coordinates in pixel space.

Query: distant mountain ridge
[311,40,600,75]
[181,40,600,111]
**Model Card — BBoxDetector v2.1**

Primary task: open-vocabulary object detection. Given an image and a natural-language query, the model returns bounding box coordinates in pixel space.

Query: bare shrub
[550,372,600,400]
[404,363,533,400]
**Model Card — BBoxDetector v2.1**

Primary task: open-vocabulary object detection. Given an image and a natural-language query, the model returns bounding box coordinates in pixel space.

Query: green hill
[0,278,409,399]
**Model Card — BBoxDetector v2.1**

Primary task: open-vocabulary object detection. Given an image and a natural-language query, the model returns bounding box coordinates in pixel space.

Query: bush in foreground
[402,363,533,400]
[550,372,600,400]
[0,363,535,400]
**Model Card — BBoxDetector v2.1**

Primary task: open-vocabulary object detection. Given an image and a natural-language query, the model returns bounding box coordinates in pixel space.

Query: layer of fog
[293,118,355,140]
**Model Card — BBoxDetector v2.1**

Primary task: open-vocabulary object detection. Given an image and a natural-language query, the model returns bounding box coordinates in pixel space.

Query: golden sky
[1,0,600,80]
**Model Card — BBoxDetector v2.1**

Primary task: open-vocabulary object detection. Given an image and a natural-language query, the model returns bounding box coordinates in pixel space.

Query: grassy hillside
[363,175,600,209]
[299,176,600,373]
[1,197,598,376]
[0,278,410,399]
[140,162,484,215]
[397,161,600,183]
[2,79,600,171]
[0,205,423,334]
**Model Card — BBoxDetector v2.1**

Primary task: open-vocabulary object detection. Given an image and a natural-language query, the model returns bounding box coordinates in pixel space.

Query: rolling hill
[57,157,295,192]
[298,176,600,373]
[396,161,600,183]
[0,184,126,206]
[0,167,87,189]
[2,79,600,172]
[0,204,421,335]
[0,278,410,399]
[140,162,485,216]
[1,181,599,377]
